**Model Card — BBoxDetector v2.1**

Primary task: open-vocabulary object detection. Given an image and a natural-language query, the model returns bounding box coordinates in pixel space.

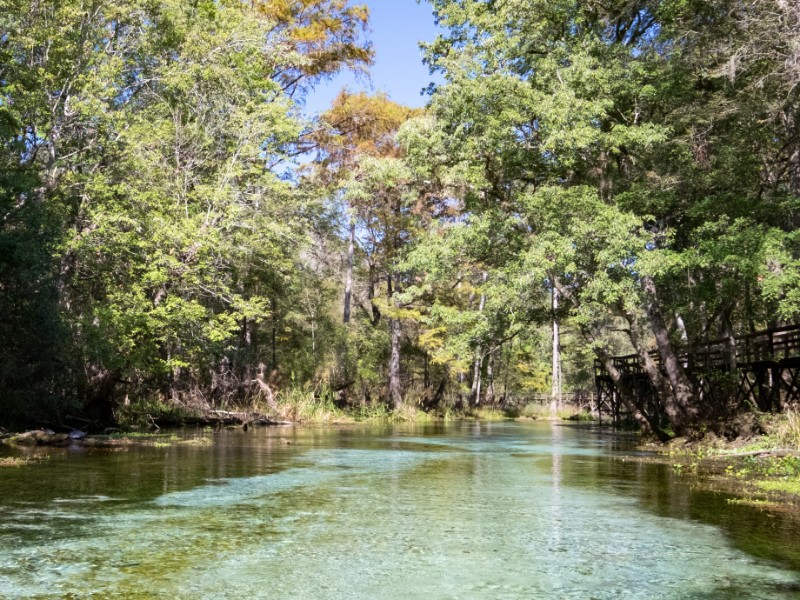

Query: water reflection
[549,422,564,559]
[0,422,798,599]
[552,424,800,570]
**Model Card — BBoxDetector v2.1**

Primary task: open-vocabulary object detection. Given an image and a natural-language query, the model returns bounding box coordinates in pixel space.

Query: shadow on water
[539,422,800,571]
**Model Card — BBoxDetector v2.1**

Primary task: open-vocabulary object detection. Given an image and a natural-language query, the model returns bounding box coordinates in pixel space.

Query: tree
[0,0,372,425]
[257,0,372,96]
[415,0,800,435]
[313,91,419,323]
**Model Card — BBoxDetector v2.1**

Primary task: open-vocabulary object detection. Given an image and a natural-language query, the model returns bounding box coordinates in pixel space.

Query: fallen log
[2,430,72,447]
[722,449,800,459]
[149,412,291,428]
[207,410,291,426]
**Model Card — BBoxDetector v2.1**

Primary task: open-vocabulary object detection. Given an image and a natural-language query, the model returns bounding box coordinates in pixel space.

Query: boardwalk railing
[594,324,800,423]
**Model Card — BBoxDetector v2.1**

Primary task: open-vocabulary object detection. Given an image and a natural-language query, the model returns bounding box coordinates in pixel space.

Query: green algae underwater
[1,421,799,599]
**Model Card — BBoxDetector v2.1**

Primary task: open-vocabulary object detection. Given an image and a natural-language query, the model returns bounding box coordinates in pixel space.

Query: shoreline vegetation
[635,411,800,510]
[3,399,800,513]
[0,396,594,440]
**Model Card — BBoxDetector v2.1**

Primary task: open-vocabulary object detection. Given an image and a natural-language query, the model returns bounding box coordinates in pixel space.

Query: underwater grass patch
[108,432,180,441]
[178,437,213,446]
[755,479,800,496]
[725,497,781,509]
[0,455,50,467]
[97,432,212,447]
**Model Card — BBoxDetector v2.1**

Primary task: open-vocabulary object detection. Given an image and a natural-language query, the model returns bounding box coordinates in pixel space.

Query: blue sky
[302,0,443,116]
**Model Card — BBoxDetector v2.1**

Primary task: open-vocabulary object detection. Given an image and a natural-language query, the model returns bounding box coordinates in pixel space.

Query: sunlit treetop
[255,0,373,95]
[312,91,424,182]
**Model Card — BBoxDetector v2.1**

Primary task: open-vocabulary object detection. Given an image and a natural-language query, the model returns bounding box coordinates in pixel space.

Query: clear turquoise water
[1,421,799,599]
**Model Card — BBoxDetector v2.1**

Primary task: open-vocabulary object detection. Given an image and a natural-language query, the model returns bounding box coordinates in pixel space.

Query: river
[1,421,799,598]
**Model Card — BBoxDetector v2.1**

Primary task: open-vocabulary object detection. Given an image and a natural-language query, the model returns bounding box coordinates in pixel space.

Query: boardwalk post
[594,325,800,423]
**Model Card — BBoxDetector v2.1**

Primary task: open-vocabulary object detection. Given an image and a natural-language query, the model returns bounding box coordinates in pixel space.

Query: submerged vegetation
[0,455,50,467]
[0,0,799,440]
[648,411,800,506]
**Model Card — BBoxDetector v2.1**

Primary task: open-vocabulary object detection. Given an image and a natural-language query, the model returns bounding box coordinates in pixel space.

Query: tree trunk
[457,365,465,406]
[470,351,483,406]
[485,350,495,405]
[343,219,355,324]
[720,304,737,372]
[599,352,670,442]
[788,119,800,196]
[502,343,511,405]
[675,312,689,345]
[368,262,380,326]
[641,275,698,433]
[387,275,402,408]
[271,296,277,371]
[389,317,402,408]
[242,316,258,398]
[469,272,487,406]
[623,309,675,425]
[550,282,561,415]
[431,373,448,406]
[744,282,757,334]
[83,367,118,427]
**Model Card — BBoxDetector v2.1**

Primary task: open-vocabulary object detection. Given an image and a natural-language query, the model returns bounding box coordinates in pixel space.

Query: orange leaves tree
[256,0,373,96]
[311,92,430,405]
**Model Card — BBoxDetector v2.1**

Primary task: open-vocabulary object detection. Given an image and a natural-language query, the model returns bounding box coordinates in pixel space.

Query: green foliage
[1,0,799,429]
[0,0,370,426]
[773,411,800,449]
[402,0,800,432]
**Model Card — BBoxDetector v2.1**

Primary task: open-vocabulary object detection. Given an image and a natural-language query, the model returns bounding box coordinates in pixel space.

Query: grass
[505,402,592,421]
[273,386,346,423]
[115,388,597,427]
[772,409,800,448]
[469,407,512,421]
[655,411,800,507]
[724,410,800,454]
[0,455,50,467]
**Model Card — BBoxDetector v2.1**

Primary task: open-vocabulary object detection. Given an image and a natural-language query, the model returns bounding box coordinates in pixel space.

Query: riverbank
[636,412,800,510]
[112,396,593,428]
[0,400,592,455]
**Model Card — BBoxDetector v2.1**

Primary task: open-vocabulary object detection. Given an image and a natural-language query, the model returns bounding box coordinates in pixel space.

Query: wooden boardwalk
[594,325,800,423]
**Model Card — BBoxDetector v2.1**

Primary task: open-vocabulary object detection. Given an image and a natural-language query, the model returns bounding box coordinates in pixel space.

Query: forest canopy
[0,0,798,437]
